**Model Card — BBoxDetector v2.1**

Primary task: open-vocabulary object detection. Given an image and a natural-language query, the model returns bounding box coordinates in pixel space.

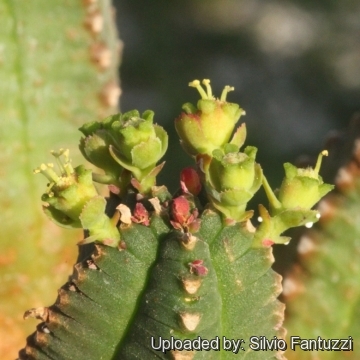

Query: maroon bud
[131,202,150,226]
[189,259,208,276]
[180,167,202,196]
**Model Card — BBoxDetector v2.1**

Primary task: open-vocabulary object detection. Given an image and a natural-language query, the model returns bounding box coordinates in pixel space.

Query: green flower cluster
[176,79,262,222]
[34,79,333,249]
[175,79,334,246]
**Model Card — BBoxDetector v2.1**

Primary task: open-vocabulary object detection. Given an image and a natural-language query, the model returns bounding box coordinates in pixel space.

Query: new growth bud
[170,196,200,233]
[180,167,202,196]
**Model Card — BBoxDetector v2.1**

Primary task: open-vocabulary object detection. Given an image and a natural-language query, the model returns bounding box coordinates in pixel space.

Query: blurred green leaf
[0,1,120,358]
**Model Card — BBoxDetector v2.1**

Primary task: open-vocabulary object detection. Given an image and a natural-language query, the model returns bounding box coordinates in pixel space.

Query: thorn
[182,277,202,295]
[180,312,201,332]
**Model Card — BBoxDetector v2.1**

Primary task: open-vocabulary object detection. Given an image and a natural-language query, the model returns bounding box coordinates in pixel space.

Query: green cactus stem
[117,227,222,359]
[19,80,335,360]
[19,209,170,360]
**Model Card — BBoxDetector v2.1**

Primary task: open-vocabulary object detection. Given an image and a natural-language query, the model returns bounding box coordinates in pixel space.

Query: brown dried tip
[86,259,99,270]
[84,9,103,34]
[171,350,195,360]
[182,277,202,295]
[180,233,198,251]
[117,240,127,251]
[33,328,48,346]
[90,42,112,70]
[180,312,201,332]
[23,307,49,322]
[100,81,121,108]
[148,197,162,214]
[117,204,132,225]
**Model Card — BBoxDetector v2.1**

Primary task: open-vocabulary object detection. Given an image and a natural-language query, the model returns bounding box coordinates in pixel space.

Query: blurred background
[1,1,360,358]
[113,0,360,273]
[114,0,360,190]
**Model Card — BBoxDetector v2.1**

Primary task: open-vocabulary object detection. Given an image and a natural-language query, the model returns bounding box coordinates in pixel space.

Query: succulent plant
[19,80,333,360]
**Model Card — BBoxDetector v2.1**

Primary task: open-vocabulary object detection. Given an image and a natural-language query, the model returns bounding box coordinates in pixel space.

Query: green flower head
[109,110,168,171]
[204,146,262,221]
[34,149,98,228]
[278,150,334,212]
[254,150,334,247]
[79,110,168,194]
[175,79,245,156]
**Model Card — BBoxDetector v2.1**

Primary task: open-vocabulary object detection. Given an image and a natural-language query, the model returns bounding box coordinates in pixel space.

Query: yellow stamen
[314,150,328,174]
[202,79,213,98]
[51,148,73,176]
[220,85,235,102]
[189,79,208,99]
[34,163,60,183]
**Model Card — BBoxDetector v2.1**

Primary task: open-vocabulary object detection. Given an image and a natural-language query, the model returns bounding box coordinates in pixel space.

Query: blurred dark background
[113,0,360,273]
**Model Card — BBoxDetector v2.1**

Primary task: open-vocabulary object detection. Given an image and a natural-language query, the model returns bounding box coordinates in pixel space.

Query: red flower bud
[180,167,202,196]
[131,202,150,226]
[189,260,208,276]
[170,196,200,232]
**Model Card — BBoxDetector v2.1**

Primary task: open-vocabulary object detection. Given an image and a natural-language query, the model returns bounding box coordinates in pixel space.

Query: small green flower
[204,146,262,222]
[80,110,168,194]
[253,150,334,247]
[175,79,245,156]
[34,149,98,228]
[263,150,334,215]
[79,128,124,186]
[35,149,121,246]
[277,150,334,211]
